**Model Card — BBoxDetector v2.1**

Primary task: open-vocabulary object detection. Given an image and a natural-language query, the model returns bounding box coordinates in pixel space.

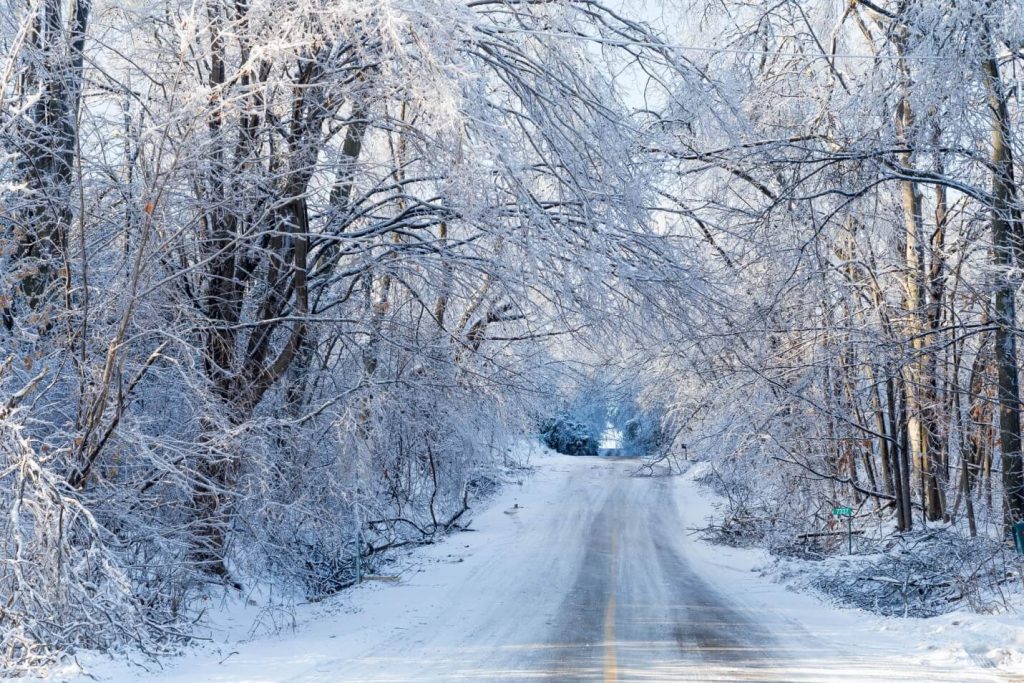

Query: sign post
[832,506,854,554]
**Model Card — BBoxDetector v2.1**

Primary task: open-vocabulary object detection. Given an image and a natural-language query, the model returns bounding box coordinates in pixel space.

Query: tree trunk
[983,52,1024,532]
[893,27,942,522]
[5,0,91,326]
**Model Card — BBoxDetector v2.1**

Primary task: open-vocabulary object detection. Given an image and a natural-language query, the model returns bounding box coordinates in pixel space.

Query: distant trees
[541,415,600,456]
[539,374,668,457]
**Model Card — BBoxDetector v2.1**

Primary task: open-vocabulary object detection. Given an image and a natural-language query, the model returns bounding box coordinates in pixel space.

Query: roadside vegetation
[4,0,1024,673]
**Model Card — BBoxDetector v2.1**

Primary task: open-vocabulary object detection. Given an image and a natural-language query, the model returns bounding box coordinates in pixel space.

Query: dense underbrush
[692,459,1024,618]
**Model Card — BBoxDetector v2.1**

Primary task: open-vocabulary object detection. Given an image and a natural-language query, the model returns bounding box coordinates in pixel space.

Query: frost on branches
[0,0,680,673]
[4,0,1024,674]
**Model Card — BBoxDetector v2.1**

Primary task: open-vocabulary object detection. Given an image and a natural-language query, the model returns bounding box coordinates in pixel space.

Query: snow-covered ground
[27,449,1024,682]
[675,460,1024,680]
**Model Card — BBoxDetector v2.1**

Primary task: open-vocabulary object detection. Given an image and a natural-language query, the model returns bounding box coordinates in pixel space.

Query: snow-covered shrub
[806,530,1020,617]
[0,414,178,674]
[540,414,599,456]
[618,408,668,457]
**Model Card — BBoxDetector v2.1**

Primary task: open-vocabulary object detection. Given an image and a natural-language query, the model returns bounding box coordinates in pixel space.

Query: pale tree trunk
[892,23,942,522]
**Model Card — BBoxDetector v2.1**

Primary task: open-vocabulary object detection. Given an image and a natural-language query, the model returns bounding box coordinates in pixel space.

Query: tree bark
[983,52,1024,532]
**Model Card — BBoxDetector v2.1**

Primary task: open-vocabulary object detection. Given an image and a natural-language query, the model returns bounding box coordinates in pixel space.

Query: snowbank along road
[76,454,1011,682]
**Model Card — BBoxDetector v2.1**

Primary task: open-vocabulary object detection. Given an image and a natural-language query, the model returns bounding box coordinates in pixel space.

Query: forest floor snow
[678,458,1024,680]
[19,448,1024,682]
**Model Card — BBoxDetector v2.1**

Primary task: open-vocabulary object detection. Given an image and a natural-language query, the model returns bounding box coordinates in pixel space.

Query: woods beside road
[5,0,1024,675]
[51,454,1017,682]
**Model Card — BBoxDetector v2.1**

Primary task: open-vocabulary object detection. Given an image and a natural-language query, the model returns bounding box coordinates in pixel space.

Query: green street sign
[832,506,855,554]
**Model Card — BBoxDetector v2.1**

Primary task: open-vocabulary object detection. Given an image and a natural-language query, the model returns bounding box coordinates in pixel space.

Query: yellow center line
[603,527,617,682]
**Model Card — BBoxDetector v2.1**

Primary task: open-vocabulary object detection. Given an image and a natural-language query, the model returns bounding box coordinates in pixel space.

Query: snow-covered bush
[540,415,599,456]
[0,413,180,674]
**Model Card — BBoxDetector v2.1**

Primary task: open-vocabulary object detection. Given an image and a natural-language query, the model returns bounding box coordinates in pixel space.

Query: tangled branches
[0,414,184,674]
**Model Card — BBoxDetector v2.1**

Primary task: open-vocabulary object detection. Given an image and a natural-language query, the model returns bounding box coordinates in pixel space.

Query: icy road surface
[69,453,1016,682]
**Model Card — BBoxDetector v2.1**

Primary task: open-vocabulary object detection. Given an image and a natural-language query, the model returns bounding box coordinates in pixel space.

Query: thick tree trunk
[983,53,1024,532]
[5,0,91,326]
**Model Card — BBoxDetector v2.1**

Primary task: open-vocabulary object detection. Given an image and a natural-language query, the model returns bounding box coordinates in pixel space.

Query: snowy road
[317,456,1000,682]
[344,460,783,681]
[77,454,1012,682]
[526,467,783,680]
